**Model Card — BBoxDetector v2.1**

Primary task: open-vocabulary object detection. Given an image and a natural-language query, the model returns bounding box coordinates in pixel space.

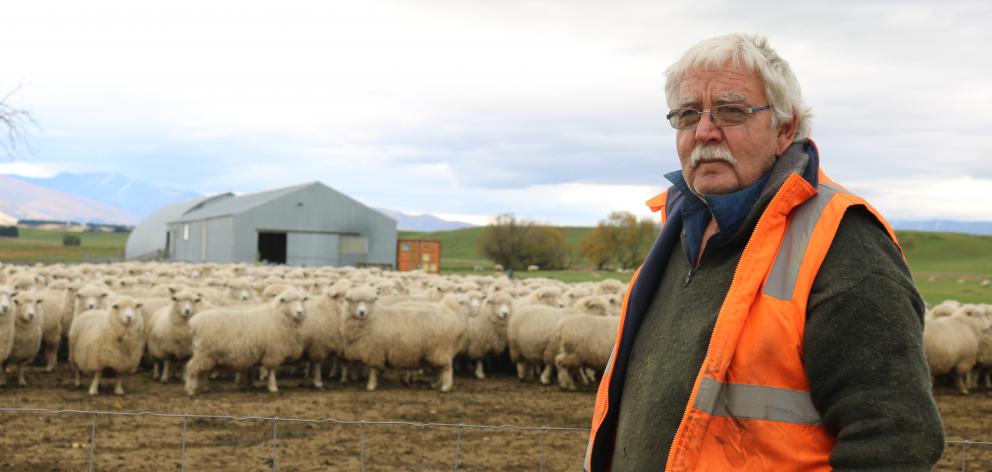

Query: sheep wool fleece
[587,140,944,471]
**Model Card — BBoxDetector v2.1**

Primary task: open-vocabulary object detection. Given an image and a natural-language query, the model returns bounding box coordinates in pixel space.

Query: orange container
[396,239,441,274]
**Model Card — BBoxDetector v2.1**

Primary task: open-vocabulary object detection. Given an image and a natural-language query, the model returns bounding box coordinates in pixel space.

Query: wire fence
[0,407,988,471]
[0,407,588,471]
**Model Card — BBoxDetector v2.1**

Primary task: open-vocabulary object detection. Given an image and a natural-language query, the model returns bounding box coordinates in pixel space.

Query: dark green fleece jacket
[609,143,944,471]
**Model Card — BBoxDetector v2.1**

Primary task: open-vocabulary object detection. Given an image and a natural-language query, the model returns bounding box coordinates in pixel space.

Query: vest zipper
[663,177,794,470]
[682,268,695,287]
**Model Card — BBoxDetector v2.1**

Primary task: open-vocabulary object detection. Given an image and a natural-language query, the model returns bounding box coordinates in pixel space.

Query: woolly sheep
[339,287,464,392]
[146,289,206,383]
[300,288,348,388]
[570,296,612,317]
[68,284,112,339]
[184,288,308,395]
[0,286,14,369]
[461,292,514,379]
[552,314,619,390]
[514,286,563,310]
[35,288,72,371]
[507,304,571,384]
[923,311,991,394]
[929,300,961,319]
[1,292,44,387]
[69,296,146,395]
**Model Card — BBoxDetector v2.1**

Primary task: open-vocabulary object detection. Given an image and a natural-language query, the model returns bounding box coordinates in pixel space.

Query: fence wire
[0,407,588,471]
[0,407,988,471]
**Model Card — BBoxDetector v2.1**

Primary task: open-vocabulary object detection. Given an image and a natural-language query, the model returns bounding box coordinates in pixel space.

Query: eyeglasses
[666,104,770,130]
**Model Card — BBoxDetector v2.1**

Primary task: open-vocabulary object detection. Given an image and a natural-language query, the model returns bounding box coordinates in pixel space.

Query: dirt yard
[1,366,990,471]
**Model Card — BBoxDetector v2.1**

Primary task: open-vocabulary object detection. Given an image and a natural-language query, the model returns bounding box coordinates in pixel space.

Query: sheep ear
[195,298,202,304]
[168,286,179,294]
[100,293,110,298]
[302,296,310,302]
[136,303,144,309]
[277,297,284,303]
[172,296,178,302]
[111,304,119,310]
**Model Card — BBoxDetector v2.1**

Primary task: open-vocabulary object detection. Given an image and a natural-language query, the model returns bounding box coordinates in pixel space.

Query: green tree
[477,213,571,272]
[579,211,659,270]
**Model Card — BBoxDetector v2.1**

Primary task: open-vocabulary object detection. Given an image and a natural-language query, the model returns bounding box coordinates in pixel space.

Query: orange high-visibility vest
[585,167,902,471]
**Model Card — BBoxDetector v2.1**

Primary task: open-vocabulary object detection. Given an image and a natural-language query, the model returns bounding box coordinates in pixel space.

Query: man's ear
[776,111,799,155]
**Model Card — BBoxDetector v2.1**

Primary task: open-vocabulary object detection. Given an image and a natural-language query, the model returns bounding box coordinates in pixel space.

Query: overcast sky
[1,0,990,225]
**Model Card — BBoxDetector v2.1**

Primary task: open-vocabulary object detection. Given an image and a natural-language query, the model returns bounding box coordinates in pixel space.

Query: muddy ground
[0,365,990,471]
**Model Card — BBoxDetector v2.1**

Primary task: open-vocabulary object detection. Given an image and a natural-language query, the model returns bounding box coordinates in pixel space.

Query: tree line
[477,211,659,272]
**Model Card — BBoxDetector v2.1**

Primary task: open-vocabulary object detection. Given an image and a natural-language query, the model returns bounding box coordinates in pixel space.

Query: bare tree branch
[0,84,37,159]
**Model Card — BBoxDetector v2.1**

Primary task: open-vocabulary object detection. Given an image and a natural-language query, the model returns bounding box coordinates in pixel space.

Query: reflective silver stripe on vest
[763,183,843,300]
[694,377,822,424]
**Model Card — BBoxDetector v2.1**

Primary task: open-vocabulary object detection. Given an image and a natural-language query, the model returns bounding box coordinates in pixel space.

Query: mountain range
[3,172,991,235]
[0,172,476,231]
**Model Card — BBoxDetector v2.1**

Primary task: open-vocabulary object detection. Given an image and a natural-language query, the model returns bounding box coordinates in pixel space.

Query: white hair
[664,33,812,142]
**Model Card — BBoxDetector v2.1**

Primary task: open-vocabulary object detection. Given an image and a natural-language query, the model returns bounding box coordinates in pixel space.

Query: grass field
[2,226,991,304]
[0,227,127,264]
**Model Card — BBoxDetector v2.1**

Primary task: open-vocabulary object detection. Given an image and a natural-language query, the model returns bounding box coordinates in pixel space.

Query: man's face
[675,64,784,196]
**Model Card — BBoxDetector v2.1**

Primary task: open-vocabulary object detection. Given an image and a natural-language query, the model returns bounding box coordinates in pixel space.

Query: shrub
[0,226,18,238]
[477,214,572,272]
[62,234,81,247]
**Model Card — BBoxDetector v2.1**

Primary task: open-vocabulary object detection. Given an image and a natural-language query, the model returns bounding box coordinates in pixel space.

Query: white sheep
[929,299,962,319]
[2,292,44,387]
[184,288,308,395]
[923,311,991,394]
[69,296,146,396]
[0,286,16,369]
[552,314,619,390]
[507,304,571,384]
[146,289,206,383]
[339,287,464,392]
[461,292,514,379]
[300,288,348,388]
[35,288,72,371]
[67,284,113,339]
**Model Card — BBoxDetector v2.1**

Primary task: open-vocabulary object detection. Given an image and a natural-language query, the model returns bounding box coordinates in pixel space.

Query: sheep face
[171,290,203,319]
[485,294,513,321]
[110,299,143,327]
[12,293,41,323]
[77,286,111,311]
[0,288,14,315]
[344,287,377,320]
[275,290,308,324]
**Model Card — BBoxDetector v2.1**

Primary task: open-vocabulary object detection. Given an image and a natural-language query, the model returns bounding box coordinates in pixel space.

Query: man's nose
[694,110,723,143]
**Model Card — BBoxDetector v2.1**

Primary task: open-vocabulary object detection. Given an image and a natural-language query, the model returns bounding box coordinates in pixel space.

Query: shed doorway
[258,231,287,264]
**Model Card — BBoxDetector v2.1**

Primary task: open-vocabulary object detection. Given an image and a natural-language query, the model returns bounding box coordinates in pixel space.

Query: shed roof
[169,181,316,223]
[124,192,234,260]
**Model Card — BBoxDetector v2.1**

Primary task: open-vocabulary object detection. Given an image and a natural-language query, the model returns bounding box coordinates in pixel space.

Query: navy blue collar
[664,169,771,267]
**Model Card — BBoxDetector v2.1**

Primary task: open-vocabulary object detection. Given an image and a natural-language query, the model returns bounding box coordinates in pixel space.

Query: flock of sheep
[0,262,626,396]
[3,260,990,399]
[924,300,992,395]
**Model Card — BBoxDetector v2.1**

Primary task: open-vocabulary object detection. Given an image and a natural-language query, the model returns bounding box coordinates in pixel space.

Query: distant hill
[0,175,138,224]
[890,220,992,236]
[15,173,201,220]
[378,208,475,232]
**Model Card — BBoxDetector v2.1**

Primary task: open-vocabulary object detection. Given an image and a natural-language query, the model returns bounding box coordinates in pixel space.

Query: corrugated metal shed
[162,181,397,268]
[124,193,234,260]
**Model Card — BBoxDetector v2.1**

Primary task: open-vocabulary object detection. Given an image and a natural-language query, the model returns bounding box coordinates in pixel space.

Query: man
[585,34,944,471]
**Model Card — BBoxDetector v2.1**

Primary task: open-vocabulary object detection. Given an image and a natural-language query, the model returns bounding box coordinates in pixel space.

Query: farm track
[0,364,989,471]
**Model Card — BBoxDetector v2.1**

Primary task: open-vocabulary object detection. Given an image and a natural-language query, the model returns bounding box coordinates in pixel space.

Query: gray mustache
[689,145,737,168]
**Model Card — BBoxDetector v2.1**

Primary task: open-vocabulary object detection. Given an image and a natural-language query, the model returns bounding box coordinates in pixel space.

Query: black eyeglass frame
[666,104,771,130]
